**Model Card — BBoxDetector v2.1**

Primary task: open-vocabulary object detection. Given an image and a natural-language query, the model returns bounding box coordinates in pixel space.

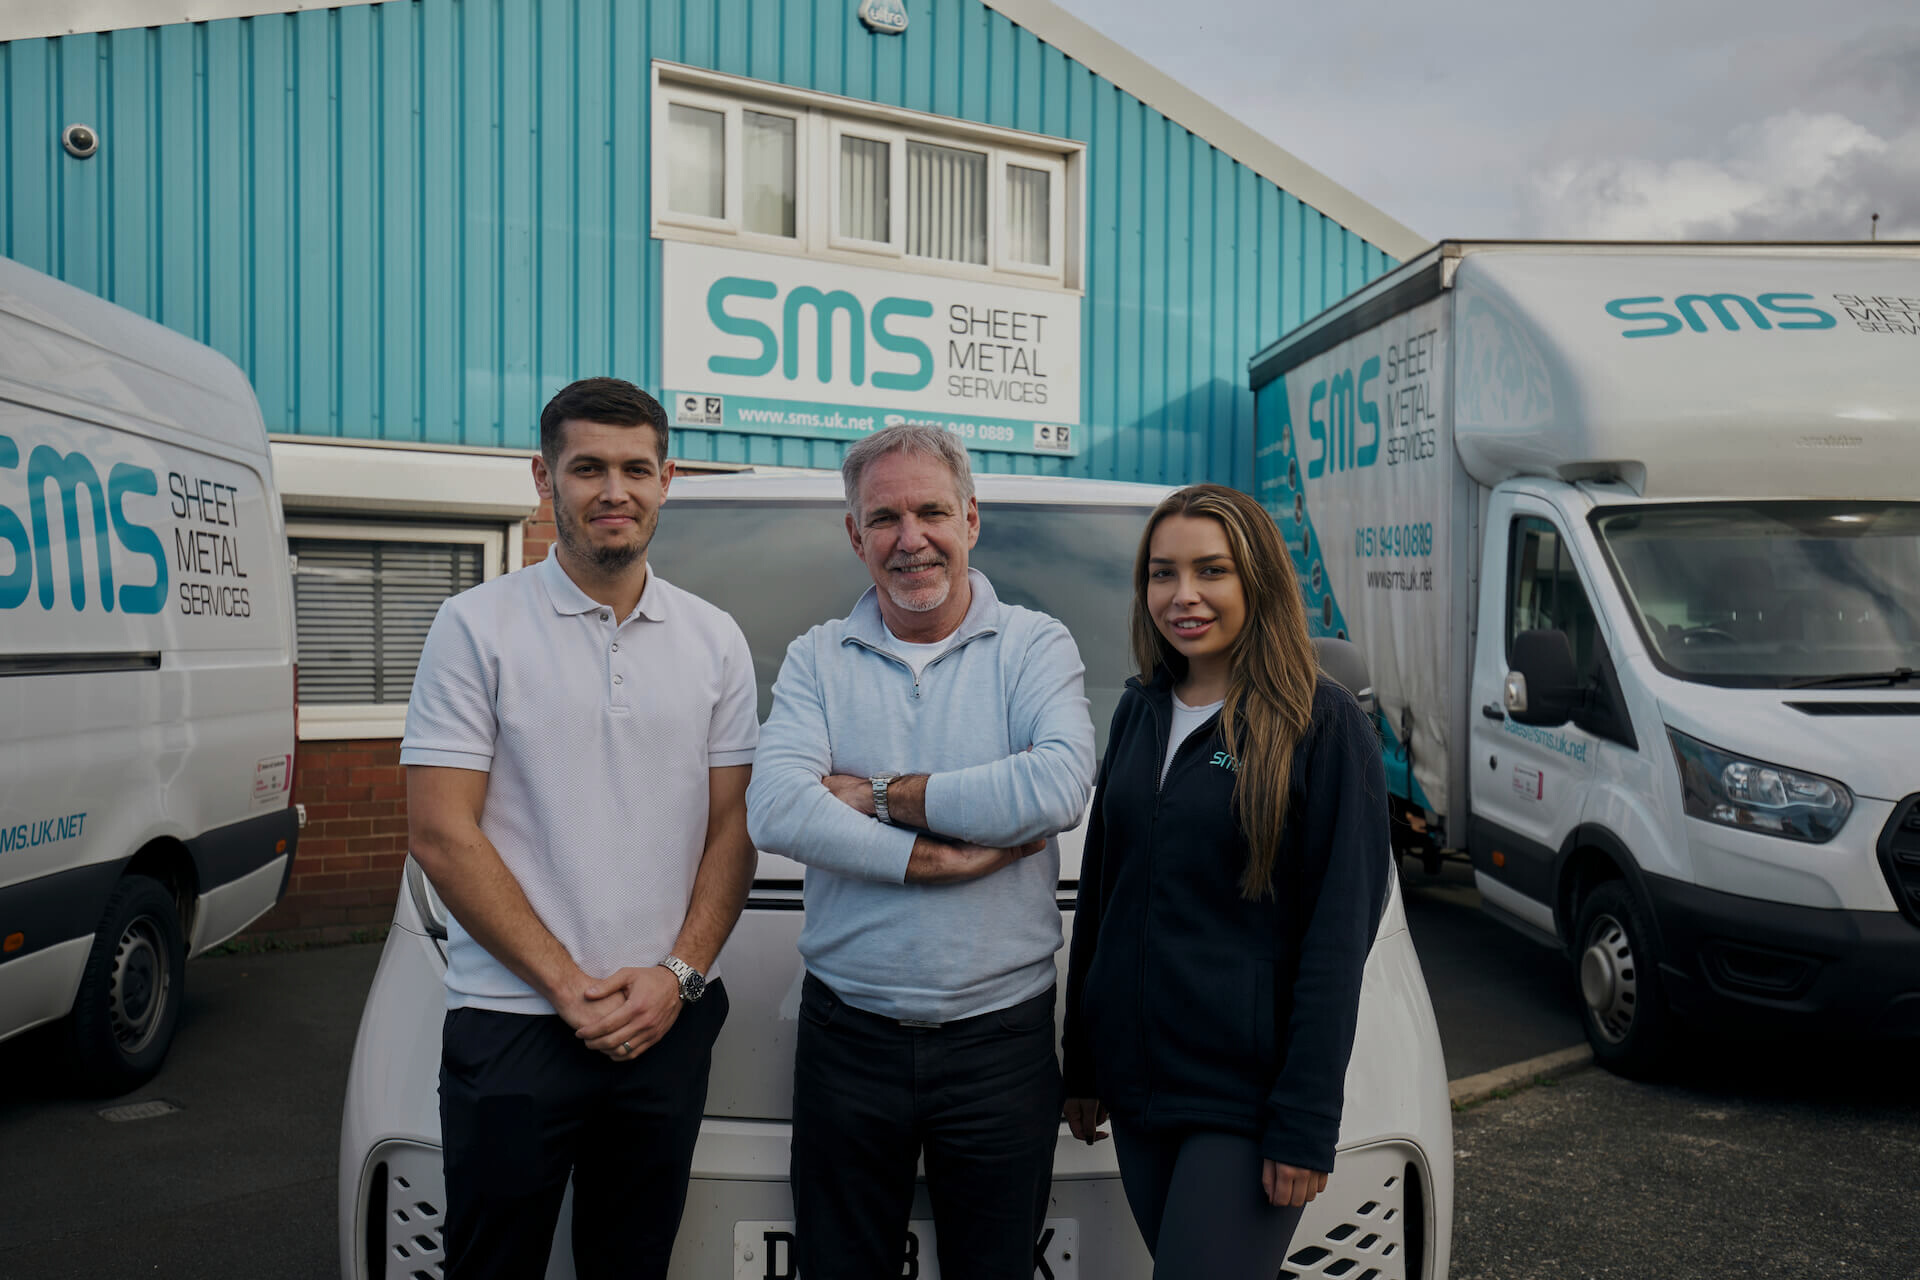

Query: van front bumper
[1644,872,1920,1035]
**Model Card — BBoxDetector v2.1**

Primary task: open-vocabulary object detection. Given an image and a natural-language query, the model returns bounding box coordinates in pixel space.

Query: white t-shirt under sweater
[1163,692,1225,782]
[884,624,954,677]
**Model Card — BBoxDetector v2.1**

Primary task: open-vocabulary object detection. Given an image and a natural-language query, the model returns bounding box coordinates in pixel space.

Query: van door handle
[1482,703,1506,721]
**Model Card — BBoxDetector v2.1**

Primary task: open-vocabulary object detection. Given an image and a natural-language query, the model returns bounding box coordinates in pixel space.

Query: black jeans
[1111,1122,1307,1279]
[790,973,1063,1280]
[437,983,728,1280]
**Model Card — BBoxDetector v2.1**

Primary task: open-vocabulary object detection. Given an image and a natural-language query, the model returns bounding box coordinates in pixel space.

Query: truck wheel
[1574,880,1670,1078]
[67,875,186,1096]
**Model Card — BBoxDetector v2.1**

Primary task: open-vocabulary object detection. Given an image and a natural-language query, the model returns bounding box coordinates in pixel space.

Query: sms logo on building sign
[0,434,168,614]
[663,242,1082,455]
[1603,292,1836,338]
[707,278,935,392]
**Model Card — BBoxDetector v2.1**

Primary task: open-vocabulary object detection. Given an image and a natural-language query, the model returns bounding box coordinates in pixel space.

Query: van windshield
[647,499,1148,753]
[1591,502,1920,687]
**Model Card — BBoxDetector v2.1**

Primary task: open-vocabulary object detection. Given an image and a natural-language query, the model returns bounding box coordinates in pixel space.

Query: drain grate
[98,1099,181,1123]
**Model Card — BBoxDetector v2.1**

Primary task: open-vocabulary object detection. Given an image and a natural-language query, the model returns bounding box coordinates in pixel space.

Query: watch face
[682,970,707,1002]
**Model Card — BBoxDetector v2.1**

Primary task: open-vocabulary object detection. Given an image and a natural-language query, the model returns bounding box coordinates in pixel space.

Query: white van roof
[0,255,269,457]
[670,470,1176,507]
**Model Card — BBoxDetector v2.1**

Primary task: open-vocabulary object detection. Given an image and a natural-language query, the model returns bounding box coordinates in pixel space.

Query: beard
[554,501,652,572]
[883,559,950,613]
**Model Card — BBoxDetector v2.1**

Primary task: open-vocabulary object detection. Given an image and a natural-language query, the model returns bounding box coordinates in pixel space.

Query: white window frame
[827,117,906,257]
[995,152,1067,280]
[651,62,1085,294]
[288,520,506,741]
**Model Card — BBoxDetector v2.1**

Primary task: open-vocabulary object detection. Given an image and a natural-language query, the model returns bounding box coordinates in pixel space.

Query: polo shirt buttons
[600,610,610,621]
[611,643,620,652]
[612,674,624,685]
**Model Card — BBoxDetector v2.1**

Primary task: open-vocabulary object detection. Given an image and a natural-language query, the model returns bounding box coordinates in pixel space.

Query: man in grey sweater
[746,424,1096,1280]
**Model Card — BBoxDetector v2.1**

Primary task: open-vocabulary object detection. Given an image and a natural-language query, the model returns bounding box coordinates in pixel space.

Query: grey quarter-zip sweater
[746,569,1096,1023]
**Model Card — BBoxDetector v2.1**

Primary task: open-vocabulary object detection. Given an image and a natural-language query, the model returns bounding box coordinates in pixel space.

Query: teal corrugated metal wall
[0,0,1396,488]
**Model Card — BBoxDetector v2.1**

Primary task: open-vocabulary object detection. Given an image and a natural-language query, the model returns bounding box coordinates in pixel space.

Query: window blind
[292,539,483,705]
[839,134,890,242]
[908,141,987,264]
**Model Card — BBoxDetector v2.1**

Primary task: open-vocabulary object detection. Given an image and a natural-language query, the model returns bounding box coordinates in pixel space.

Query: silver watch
[871,772,901,826]
[660,954,707,1003]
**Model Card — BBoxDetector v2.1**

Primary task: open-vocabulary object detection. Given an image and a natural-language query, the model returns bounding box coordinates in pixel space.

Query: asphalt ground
[5,868,1916,1278]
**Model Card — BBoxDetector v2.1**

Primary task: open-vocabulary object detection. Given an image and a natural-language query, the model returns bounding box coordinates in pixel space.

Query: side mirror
[1312,636,1376,718]
[1506,629,1580,726]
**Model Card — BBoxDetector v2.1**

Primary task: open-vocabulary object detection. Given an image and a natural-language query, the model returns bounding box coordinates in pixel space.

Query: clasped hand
[820,773,1043,884]
[559,964,682,1060]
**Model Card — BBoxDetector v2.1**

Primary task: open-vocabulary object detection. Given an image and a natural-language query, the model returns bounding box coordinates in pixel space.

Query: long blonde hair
[1130,485,1319,899]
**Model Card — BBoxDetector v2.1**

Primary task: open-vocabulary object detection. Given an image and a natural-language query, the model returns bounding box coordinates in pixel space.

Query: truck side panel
[1254,296,1472,827]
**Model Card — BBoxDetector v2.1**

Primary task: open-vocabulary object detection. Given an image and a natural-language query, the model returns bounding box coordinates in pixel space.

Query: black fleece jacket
[1061,670,1391,1173]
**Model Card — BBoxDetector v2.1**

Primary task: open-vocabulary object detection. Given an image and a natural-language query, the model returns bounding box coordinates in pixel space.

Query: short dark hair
[539,377,669,464]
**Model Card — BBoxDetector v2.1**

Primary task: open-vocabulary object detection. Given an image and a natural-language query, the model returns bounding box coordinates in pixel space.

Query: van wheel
[67,876,186,1096]
[1575,881,1669,1078]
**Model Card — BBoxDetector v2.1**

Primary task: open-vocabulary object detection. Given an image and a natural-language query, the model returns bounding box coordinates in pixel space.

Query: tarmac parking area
[3,869,1916,1279]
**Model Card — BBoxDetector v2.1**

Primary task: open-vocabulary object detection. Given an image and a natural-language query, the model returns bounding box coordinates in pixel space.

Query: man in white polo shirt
[402,377,758,1280]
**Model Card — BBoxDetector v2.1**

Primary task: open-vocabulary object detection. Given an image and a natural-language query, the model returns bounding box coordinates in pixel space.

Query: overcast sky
[1051,0,1920,244]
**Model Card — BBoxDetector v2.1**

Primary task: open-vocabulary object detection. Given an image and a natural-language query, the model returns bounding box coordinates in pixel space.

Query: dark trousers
[1111,1123,1307,1279]
[790,973,1062,1280]
[438,983,728,1280]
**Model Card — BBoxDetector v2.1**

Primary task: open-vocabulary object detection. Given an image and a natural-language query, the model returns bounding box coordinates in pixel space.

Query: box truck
[0,255,300,1092]
[1251,241,1920,1074]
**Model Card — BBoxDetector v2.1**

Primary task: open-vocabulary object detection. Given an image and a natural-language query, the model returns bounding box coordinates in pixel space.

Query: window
[289,522,504,739]
[1507,516,1600,677]
[653,64,1083,290]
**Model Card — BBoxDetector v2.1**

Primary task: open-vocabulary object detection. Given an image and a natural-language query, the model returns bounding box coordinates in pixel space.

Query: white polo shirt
[401,553,758,1013]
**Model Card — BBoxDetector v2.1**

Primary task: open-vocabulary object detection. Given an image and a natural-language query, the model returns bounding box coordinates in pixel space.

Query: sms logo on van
[0,435,168,614]
[1604,293,1837,339]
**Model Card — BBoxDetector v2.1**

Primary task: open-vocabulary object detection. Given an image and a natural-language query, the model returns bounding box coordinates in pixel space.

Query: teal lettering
[1757,292,1837,330]
[109,464,168,614]
[1329,369,1356,471]
[783,288,865,385]
[870,298,935,391]
[0,435,30,609]
[1307,380,1328,479]
[1356,355,1381,468]
[706,277,779,377]
[28,445,113,612]
[1675,293,1771,333]
[1606,297,1682,339]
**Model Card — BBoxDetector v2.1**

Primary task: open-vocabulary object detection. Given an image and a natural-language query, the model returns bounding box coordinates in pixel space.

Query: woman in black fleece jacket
[1062,484,1390,1277]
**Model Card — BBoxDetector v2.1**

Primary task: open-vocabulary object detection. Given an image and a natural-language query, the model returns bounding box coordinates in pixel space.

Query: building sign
[662,242,1081,456]
[857,0,908,35]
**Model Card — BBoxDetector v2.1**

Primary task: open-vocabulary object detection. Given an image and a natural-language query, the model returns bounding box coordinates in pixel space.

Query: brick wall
[243,498,562,944]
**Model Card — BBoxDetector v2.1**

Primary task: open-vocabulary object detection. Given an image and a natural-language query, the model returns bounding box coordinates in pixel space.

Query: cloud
[1526,110,1920,240]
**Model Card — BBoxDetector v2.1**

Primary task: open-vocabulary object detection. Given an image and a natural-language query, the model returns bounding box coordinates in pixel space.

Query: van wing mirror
[1506,629,1580,726]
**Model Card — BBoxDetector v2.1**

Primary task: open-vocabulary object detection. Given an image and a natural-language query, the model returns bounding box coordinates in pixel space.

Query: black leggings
[1112,1123,1308,1280]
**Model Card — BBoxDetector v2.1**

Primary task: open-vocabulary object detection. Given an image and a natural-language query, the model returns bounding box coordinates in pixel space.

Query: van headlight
[1667,729,1852,843]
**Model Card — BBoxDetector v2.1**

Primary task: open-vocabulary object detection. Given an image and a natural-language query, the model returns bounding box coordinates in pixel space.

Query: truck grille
[1878,795,1920,927]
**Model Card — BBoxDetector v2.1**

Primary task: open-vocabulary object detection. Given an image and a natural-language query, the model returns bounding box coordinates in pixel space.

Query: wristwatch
[871,772,901,826]
[659,954,708,1003]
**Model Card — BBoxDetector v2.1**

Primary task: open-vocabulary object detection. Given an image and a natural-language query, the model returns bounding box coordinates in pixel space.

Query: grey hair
[840,423,976,522]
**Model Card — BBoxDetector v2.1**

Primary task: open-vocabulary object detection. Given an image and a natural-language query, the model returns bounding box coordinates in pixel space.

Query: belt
[802,971,1052,1032]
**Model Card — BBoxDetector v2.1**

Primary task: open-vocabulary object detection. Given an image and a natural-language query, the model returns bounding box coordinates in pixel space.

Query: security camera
[62,123,100,159]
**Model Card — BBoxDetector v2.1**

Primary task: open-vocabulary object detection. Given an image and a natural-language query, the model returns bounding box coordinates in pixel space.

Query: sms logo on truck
[1604,293,1836,339]
[0,434,168,614]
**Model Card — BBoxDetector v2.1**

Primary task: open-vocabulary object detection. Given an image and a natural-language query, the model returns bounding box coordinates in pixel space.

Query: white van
[0,255,299,1093]
[1250,240,1920,1074]
[338,471,1454,1280]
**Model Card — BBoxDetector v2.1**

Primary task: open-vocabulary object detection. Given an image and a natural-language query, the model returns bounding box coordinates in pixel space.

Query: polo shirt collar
[535,552,670,623]
[844,566,1000,650]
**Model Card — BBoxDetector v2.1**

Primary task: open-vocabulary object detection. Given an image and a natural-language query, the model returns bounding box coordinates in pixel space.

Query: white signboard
[662,241,1081,456]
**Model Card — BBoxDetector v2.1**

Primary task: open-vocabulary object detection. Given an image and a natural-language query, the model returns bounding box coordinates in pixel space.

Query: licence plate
[733,1218,1079,1279]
